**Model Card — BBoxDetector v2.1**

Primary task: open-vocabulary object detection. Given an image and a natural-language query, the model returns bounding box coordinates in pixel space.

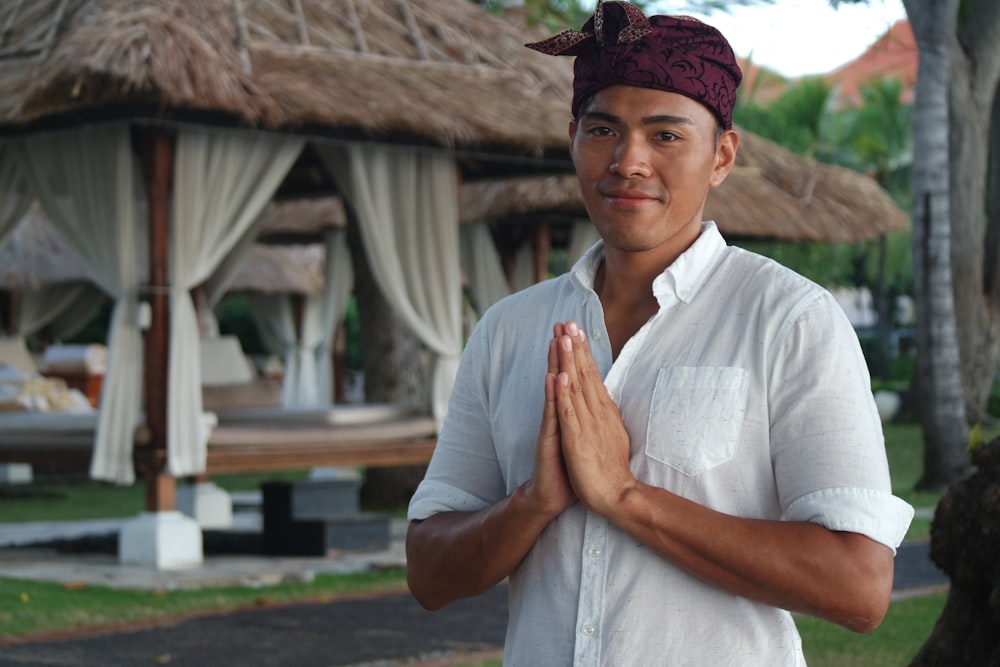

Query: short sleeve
[407,316,508,521]
[768,292,913,550]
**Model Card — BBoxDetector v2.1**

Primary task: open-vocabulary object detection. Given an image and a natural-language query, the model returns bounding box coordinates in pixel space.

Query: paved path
[0,585,510,667]
[0,540,948,667]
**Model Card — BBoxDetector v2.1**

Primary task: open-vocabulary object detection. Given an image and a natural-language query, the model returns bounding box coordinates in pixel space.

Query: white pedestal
[0,463,32,485]
[308,466,362,482]
[118,511,204,569]
[873,390,902,424]
[178,481,234,529]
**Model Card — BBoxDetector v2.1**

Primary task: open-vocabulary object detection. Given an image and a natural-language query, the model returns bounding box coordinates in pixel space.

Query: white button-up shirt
[409,222,914,667]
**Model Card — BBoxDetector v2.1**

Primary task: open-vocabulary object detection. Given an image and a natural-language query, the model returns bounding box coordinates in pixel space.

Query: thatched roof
[0,1,906,244]
[0,205,88,289]
[0,0,572,155]
[257,197,346,241]
[227,243,326,295]
[459,130,909,243]
[0,206,325,295]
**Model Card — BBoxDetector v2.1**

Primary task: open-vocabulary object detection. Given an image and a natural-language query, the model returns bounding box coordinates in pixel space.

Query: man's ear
[710,129,739,187]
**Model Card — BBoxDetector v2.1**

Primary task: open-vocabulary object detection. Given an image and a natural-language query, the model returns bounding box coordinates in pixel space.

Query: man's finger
[562,322,607,412]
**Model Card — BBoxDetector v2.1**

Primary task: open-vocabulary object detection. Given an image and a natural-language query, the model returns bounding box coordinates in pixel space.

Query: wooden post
[138,127,176,513]
[532,221,551,284]
[3,289,19,334]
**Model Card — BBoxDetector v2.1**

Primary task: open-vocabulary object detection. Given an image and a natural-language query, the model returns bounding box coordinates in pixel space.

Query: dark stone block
[262,479,361,521]
[262,514,391,556]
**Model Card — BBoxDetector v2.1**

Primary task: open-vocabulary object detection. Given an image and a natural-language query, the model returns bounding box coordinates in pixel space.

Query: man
[406,2,914,665]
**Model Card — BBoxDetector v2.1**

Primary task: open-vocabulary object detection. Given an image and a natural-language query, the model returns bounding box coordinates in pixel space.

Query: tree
[473,0,774,31]
[940,2,1000,425]
[735,75,913,382]
[835,78,914,381]
[899,0,970,490]
[345,218,433,511]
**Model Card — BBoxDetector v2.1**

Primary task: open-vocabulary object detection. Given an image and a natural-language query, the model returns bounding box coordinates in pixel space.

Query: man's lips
[599,187,663,206]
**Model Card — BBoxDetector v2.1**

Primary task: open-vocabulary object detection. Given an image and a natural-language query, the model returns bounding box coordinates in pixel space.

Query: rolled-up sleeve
[782,487,914,553]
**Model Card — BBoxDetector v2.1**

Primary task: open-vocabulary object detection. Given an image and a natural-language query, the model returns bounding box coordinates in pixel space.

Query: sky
[651,0,908,78]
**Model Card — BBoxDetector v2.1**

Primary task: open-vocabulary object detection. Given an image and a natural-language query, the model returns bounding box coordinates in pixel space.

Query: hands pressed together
[526,321,637,520]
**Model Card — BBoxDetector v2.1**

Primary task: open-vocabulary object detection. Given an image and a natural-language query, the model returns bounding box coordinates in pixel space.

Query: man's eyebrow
[579,111,693,126]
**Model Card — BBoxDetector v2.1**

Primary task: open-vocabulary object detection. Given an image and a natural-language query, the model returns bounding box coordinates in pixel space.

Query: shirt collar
[570,221,728,306]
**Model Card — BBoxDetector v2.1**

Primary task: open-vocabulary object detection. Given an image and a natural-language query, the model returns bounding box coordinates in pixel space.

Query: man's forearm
[607,483,896,632]
[405,484,558,610]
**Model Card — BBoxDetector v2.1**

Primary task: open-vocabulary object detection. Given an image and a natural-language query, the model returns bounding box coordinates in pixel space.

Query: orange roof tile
[826,20,917,105]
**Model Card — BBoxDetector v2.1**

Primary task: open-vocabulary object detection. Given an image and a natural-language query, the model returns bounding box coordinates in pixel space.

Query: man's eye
[656,131,678,142]
[588,126,614,136]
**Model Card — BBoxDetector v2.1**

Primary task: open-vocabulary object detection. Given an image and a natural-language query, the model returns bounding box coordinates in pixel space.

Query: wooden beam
[138,127,176,513]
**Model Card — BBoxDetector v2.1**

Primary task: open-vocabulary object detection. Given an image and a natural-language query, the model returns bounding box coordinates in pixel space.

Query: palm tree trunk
[903,0,971,490]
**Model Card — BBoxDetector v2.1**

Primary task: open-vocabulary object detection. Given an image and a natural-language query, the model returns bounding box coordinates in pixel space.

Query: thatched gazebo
[457,131,909,291]
[0,0,577,568]
[0,0,911,568]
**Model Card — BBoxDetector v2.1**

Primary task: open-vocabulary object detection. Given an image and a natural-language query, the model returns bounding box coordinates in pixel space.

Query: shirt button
[583,624,595,635]
[589,546,601,558]
[592,331,603,341]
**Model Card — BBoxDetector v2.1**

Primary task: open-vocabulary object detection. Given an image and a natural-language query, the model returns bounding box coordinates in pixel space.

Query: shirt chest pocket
[645,366,749,476]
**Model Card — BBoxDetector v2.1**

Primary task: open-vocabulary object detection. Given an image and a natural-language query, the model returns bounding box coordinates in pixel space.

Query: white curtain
[0,141,32,247]
[460,221,511,315]
[567,219,601,266]
[512,241,536,292]
[17,125,145,484]
[292,229,353,406]
[16,283,107,341]
[247,294,298,396]
[249,230,353,408]
[316,143,462,422]
[169,127,303,475]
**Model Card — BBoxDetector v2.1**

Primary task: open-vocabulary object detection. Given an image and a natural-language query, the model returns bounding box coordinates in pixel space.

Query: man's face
[569,85,736,260]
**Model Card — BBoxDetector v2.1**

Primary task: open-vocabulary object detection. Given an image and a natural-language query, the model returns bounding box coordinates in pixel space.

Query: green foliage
[736,239,872,289]
[988,372,1000,419]
[472,0,776,32]
[342,296,364,373]
[63,303,112,346]
[735,77,838,157]
[734,73,915,336]
[215,296,266,355]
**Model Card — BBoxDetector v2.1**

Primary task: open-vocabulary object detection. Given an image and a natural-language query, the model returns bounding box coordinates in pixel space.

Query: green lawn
[0,569,407,638]
[0,422,962,659]
[0,471,309,524]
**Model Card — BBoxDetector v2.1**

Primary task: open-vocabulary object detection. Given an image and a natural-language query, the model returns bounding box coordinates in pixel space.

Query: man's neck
[594,255,663,359]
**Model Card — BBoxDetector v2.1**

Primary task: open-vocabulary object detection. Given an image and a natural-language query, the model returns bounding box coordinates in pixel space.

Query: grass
[0,568,407,639]
[0,422,965,658]
[0,471,309,524]
[798,593,946,667]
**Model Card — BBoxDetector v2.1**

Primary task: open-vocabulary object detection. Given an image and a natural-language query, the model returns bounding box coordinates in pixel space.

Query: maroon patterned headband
[526,0,743,129]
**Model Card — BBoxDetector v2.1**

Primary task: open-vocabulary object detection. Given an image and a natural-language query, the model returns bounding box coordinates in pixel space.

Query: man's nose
[609,136,652,178]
